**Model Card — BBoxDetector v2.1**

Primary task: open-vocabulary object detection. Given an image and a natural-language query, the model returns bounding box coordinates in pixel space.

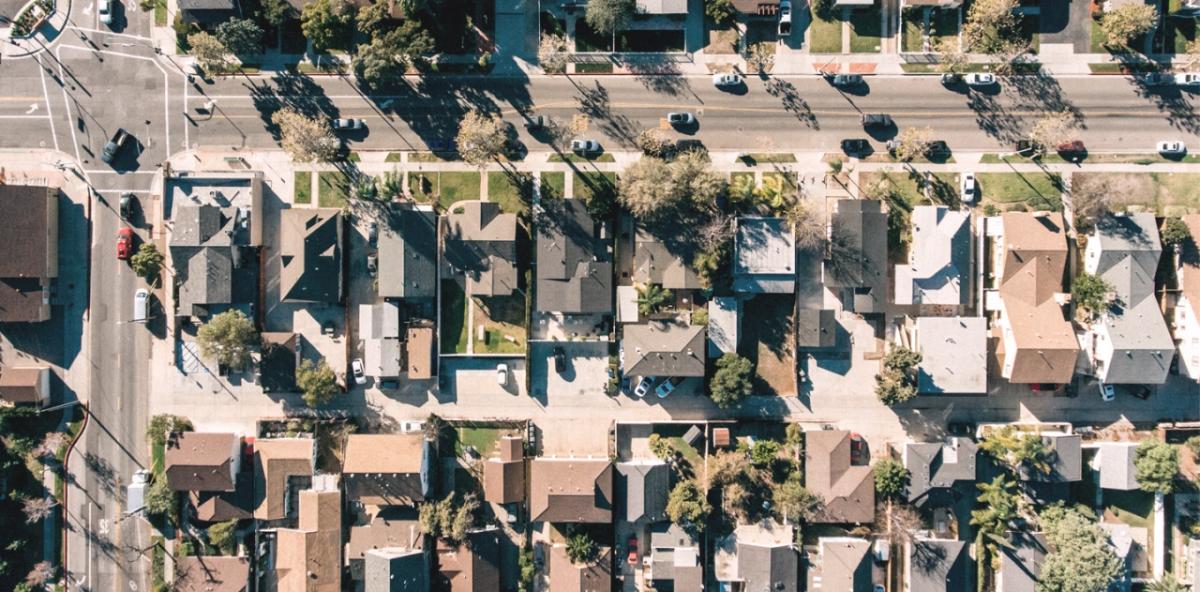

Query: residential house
[191,483,253,524]
[1085,214,1174,384]
[635,0,688,13]
[173,556,250,592]
[406,323,435,380]
[1017,432,1081,484]
[621,319,706,379]
[360,302,402,379]
[896,205,971,307]
[483,435,526,505]
[714,520,798,592]
[0,185,58,323]
[342,434,432,506]
[906,537,972,592]
[904,437,979,508]
[347,514,424,582]
[997,531,1048,592]
[165,432,241,492]
[993,212,1078,385]
[615,460,670,523]
[529,458,614,523]
[177,0,239,24]
[632,224,702,291]
[279,208,343,303]
[0,366,50,407]
[274,486,342,592]
[733,217,796,294]
[797,309,838,350]
[536,199,613,314]
[1102,522,1151,587]
[826,199,888,314]
[805,430,875,524]
[647,522,703,591]
[435,528,502,592]
[364,547,428,592]
[443,201,518,297]
[707,297,740,357]
[548,544,613,592]
[1094,442,1139,491]
[379,205,437,301]
[913,317,988,394]
[1174,215,1200,381]
[807,537,873,592]
[253,437,315,523]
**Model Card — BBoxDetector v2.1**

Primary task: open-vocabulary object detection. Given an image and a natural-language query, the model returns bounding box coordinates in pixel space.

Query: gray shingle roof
[827,199,888,312]
[811,538,873,592]
[364,548,427,592]
[443,202,518,297]
[279,208,343,303]
[1097,442,1139,491]
[733,217,796,294]
[633,224,702,290]
[904,438,978,507]
[378,206,436,300]
[536,199,613,314]
[738,541,799,592]
[1018,434,1081,483]
[622,319,706,378]
[615,461,669,523]
[998,531,1047,592]
[908,538,971,592]
[896,206,971,306]
[797,309,837,349]
[649,523,702,590]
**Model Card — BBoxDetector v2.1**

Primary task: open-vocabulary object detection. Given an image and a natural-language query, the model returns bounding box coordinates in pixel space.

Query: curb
[60,402,89,585]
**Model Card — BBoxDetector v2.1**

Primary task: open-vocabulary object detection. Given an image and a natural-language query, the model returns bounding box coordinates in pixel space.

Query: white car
[712,73,743,88]
[1157,140,1187,155]
[497,363,508,386]
[98,0,113,25]
[964,73,996,87]
[332,118,365,131]
[961,172,977,204]
[667,112,695,126]
[571,139,600,154]
[1175,73,1200,86]
[1100,383,1115,402]
[351,358,366,385]
[633,376,655,398]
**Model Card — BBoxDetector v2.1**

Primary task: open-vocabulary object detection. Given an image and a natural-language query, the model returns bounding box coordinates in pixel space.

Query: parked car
[1056,140,1086,160]
[861,113,893,128]
[366,253,377,277]
[126,469,150,515]
[367,222,378,246]
[119,193,135,220]
[829,73,864,87]
[1132,386,1152,400]
[633,376,655,398]
[627,536,639,565]
[667,112,696,126]
[961,172,977,204]
[553,346,567,374]
[1142,72,1175,86]
[351,358,366,385]
[101,128,131,165]
[778,0,792,36]
[1157,140,1187,156]
[332,118,366,131]
[116,227,134,260]
[571,139,600,154]
[98,0,113,25]
[948,422,975,437]
[1099,382,1115,402]
[841,138,871,156]
[940,72,963,86]
[133,288,149,322]
[497,363,508,386]
[1174,73,1200,86]
[525,114,546,130]
[964,72,996,87]
[712,72,743,88]
[655,377,682,398]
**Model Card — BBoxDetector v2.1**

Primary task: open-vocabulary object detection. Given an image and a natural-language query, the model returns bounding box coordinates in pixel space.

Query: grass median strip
[294,171,312,204]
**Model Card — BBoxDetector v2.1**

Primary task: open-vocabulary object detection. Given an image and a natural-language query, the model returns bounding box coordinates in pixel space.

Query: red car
[627,536,638,565]
[116,227,134,260]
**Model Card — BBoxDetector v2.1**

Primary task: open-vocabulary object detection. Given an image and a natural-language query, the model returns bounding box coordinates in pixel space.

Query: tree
[773,473,820,522]
[636,128,675,158]
[878,502,923,546]
[706,0,735,25]
[692,232,732,290]
[666,480,711,531]
[875,346,922,406]
[891,126,933,162]
[618,157,680,218]
[197,310,257,371]
[518,548,535,592]
[970,475,1019,572]
[1070,174,1115,230]
[1072,272,1112,321]
[1146,577,1188,592]
[753,173,792,211]
[22,497,56,523]
[585,0,634,34]
[355,0,389,37]
[538,33,570,74]
[934,38,969,74]
[635,283,672,316]
[710,353,754,409]
[1186,38,1200,70]
[648,434,676,462]
[1134,440,1179,494]
[962,0,1021,53]
[215,18,263,56]
[145,477,177,517]
[147,414,193,446]
[787,202,827,252]
[32,432,67,460]
[672,149,727,208]
[296,358,337,407]
[1161,217,1191,249]
[1038,504,1122,592]
[271,108,338,162]
[749,440,780,467]
[447,493,479,542]
[1100,3,1157,48]
[980,425,1050,475]
[354,23,433,89]
[873,458,908,499]
[187,32,229,75]
[1187,435,1200,458]
[456,109,508,168]
[301,0,351,53]
[418,494,479,543]
[566,531,599,564]
[259,0,291,26]
[708,449,751,488]
[207,519,239,555]
[746,42,774,74]
[24,561,54,587]
[1028,111,1080,156]
[130,242,164,281]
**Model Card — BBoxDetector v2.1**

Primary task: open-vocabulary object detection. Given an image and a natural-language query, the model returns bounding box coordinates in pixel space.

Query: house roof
[904,438,978,507]
[729,522,799,592]
[191,486,253,523]
[529,458,613,523]
[632,224,703,290]
[622,319,706,378]
[484,436,526,504]
[347,515,423,562]
[805,430,875,524]
[908,538,971,592]
[1018,434,1081,483]
[548,544,613,592]
[406,324,435,379]
[733,217,796,293]
[0,185,56,278]
[998,213,1078,384]
[164,432,238,492]
[364,548,428,592]
[275,488,342,592]
[253,438,315,521]
[378,205,437,300]
[916,317,988,394]
[635,0,688,12]
[615,460,670,523]
[536,199,613,314]
[797,309,838,349]
[279,208,343,303]
[707,297,740,357]
[827,199,888,311]
[648,522,702,590]
[0,366,46,404]
[174,247,233,315]
[343,434,427,505]
[896,206,971,306]
[811,538,873,592]
[173,556,250,592]
[998,531,1047,592]
[1180,215,1200,314]
[1086,214,1173,384]
[360,302,401,378]
[443,201,518,297]
[1096,442,1139,491]
[436,528,502,592]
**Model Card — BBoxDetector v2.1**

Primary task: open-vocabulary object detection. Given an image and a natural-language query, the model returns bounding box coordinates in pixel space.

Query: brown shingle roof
[549,544,613,592]
[174,556,250,592]
[805,431,875,524]
[347,515,423,562]
[253,438,314,521]
[436,529,502,592]
[165,433,239,492]
[0,366,47,405]
[1180,215,1200,311]
[275,488,342,592]
[0,185,58,323]
[529,458,613,523]
[342,434,427,505]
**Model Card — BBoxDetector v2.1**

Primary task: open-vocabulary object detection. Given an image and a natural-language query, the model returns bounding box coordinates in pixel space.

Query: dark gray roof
[998,532,1047,592]
[1018,434,1081,483]
[632,224,703,290]
[177,0,236,15]
[171,204,258,317]
[622,319,706,378]
[905,439,978,507]
[738,541,799,592]
[379,206,437,300]
[615,461,669,523]
[797,309,837,349]
[279,208,343,303]
[443,202,518,297]
[364,548,428,592]
[536,199,613,314]
[0,185,57,323]
[909,538,971,592]
[649,522,702,591]
[827,199,888,311]
[810,538,873,592]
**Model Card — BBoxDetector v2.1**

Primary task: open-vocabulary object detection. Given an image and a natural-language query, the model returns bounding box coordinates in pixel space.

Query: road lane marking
[26,103,39,114]
[55,48,81,163]
[37,56,60,152]
[0,114,50,119]
[68,26,153,41]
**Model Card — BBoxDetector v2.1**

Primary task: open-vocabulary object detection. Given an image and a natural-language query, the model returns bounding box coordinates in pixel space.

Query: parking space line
[36,57,59,152]
[68,26,153,41]
[55,48,81,163]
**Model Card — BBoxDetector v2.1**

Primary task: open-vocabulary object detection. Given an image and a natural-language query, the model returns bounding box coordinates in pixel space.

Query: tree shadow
[572,79,641,148]
[765,78,820,130]
[624,57,695,99]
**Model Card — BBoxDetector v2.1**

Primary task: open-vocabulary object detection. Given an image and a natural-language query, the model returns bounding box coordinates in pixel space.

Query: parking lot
[529,341,610,399]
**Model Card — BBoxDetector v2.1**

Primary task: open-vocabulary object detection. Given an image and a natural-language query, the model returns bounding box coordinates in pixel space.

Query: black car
[1132,386,1152,400]
[861,113,893,128]
[119,193,136,219]
[101,128,131,164]
[948,422,975,437]
[553,347,567,374]
[841,138,871,156]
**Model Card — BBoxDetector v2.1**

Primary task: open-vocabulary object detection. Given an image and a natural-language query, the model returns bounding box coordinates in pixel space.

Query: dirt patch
[739,294,796,396]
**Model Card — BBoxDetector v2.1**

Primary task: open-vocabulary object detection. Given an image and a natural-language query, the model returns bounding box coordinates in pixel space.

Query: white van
[133,289,149,323]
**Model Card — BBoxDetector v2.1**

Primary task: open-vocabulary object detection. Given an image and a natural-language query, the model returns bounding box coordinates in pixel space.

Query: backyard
[472,294,527,354]
[441,279,469,354]
[453,425,523,458]
[739,294,797,397]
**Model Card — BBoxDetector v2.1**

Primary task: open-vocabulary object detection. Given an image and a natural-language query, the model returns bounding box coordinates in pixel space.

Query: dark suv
[861,113,893,128]
[101,128,131,165]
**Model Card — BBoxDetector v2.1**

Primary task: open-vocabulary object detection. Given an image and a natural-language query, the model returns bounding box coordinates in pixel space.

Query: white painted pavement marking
[54,48,82,164]
[36,57,60,152]
[68,26,153,41]
[0,114,51,119]
[26,103,39,114]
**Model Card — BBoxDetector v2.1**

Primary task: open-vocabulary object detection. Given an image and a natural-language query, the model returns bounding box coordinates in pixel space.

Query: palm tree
[637,284,672,317]
[729,174,755,205]
[970,476,1018,573]
[753,174,791,211]
[1146,577,1187,592]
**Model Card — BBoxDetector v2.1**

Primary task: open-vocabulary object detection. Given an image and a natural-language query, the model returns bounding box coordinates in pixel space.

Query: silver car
[964,73,996,87]
[712,73,743,88]
[1157,140,1187,155]
[571,139,600,154]
[667,112,695,126]
[332,118,365,131]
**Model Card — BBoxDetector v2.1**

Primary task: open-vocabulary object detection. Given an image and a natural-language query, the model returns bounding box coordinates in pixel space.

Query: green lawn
[410,151,460,162]
[1168,0,1196,53]
[440,279,469,354]
[809,14,843,53]
[151,441,165,477]
[669,436,703,468]
[573,171,617,204]
[294,171,312,204]
[849,6,883,53]
[1091,19,1108,53]
[1080,173,1200,216]
[456,427,501,458]
[548,153,616,163]
[741,153,797,164]
[977,172,1064,212]
[408,171,481,210]
[487,171,529,215]
[930,8,959,46]
[317,171,350,208]
[154,0,167,25]
[902,8,925,52]
[540,172,566,199]
[473,295,527,354]
[1104,489,1154,530]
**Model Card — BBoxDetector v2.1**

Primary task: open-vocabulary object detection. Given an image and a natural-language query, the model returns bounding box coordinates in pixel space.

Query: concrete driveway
[529,341,610,399]
[1038,0,1092,51]
[441,356,527,400]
